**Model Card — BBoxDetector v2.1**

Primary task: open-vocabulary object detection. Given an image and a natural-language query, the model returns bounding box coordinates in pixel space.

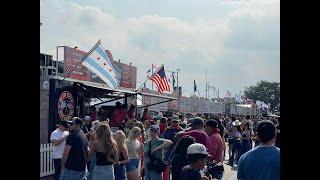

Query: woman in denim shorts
[125,127,144,180]
[114,130,129,180]
[87,123,118,180]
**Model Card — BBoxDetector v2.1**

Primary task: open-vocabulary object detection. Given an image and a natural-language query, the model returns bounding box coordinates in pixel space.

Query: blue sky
[40,0,279,97]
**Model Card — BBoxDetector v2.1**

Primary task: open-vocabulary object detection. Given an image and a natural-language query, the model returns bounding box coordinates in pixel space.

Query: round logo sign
[57,90,75,121]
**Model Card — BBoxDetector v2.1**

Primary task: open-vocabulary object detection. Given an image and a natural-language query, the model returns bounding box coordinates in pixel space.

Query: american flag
[150,65,170,94]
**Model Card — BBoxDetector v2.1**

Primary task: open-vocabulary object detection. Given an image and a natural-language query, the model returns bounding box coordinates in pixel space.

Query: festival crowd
[50,102,280,180]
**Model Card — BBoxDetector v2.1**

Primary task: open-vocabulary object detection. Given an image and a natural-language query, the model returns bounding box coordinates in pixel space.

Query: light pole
[177,68,180,112]
[57,45,79,79]
[56,46,66,79]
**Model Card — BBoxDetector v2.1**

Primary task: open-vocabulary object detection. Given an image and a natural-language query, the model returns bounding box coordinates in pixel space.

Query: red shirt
[90,112,98,122]
[159,123,167,134]
[127,109,135,119]
[208,131,223,162]
[111,109,126,127]
[182,130,214,157]
[142,113,152,122]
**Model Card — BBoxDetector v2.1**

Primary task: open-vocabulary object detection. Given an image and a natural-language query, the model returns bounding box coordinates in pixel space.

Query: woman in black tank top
[88,123,118,180]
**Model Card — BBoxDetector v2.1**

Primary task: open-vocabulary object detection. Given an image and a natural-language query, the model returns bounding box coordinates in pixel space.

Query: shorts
[125,159,140,173]
[60,168,88,180]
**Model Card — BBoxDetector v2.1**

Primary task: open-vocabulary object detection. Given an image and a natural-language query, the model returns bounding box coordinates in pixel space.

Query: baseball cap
[84,116,91,121]
[205,120,219,129]
[191,117,204,127]
[69,117,83,126]
[172,115,179,122]
[58,120,69,128]
[187,143,208,155]
[211,114,220,121]
[150,125,160,133]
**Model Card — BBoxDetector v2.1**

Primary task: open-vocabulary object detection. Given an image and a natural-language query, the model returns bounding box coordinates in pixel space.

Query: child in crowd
[181,143,210,180]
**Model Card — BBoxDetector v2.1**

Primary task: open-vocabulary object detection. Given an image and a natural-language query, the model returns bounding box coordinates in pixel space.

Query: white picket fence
[40,143,55,177]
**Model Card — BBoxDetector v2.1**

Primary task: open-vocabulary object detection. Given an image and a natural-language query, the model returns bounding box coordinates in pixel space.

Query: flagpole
[137,77,151,90]
[80,40,101,63]
[177,68,180,112]
[151,64,154,90]
[62,40,101,82]
[136,65,163,90]
[172,72,174,88]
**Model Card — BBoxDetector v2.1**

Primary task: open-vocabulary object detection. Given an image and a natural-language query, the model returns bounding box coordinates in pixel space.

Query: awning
[51,76,139,107]
[138,92,177,100]
[52,76,139,97]
[51,76,175,108]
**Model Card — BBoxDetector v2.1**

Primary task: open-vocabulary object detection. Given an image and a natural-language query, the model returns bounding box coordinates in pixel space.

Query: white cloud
[41,1,231,60]
[40,0,279,96]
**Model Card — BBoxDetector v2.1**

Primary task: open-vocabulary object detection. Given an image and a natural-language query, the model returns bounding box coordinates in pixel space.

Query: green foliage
[244,81,280,111]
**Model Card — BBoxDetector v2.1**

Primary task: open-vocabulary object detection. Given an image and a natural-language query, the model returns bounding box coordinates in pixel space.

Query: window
[58,62,64,73]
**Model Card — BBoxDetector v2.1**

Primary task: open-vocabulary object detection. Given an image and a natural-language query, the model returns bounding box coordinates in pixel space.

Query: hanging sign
[57,90,75,121]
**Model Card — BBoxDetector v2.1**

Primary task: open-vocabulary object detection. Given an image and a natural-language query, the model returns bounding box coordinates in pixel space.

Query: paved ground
[41,144,240,180]
[221,141,256,180]
[40,175,53,180]
[222,146,238,180]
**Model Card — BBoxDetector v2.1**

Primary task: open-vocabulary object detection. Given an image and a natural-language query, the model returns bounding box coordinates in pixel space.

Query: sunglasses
[151,129,159,133]
[134,131,141,134]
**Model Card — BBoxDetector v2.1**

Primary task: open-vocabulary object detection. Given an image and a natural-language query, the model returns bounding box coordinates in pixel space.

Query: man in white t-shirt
[50,120,69,180]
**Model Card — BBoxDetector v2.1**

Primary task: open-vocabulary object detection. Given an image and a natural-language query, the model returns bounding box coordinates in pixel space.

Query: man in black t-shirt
[61,117,89,180]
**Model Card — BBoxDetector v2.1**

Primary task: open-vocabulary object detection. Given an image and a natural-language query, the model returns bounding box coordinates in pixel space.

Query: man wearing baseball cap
[61,117,89,180]
[162,115,184,162]
[82,115,92,140]
[179,117,214,158]
[181,143,210,180]
[144,125,172,180]
[163,115,184,141]
[50,121,70,180]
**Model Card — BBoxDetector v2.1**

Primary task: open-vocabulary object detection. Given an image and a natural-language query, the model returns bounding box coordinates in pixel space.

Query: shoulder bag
[147,140,167,173]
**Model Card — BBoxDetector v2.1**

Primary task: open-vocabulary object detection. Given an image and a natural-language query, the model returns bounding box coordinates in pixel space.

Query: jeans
[213,172,223,180]
[114,164,127,180]
[241,140,251,156]
[87,153,96,180]
[144,167,162,180]
[60,168,88,180]
[92,165,114,180]
[229,140,242,165]
[53,159,61,180]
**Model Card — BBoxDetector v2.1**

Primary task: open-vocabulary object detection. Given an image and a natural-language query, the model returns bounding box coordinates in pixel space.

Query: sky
[40,0,279,98]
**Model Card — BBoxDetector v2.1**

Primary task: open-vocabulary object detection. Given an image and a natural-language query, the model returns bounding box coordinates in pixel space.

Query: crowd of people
[50,102,280,180]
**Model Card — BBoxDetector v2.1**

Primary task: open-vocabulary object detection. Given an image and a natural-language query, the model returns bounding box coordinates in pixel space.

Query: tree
[244,81,280,112]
